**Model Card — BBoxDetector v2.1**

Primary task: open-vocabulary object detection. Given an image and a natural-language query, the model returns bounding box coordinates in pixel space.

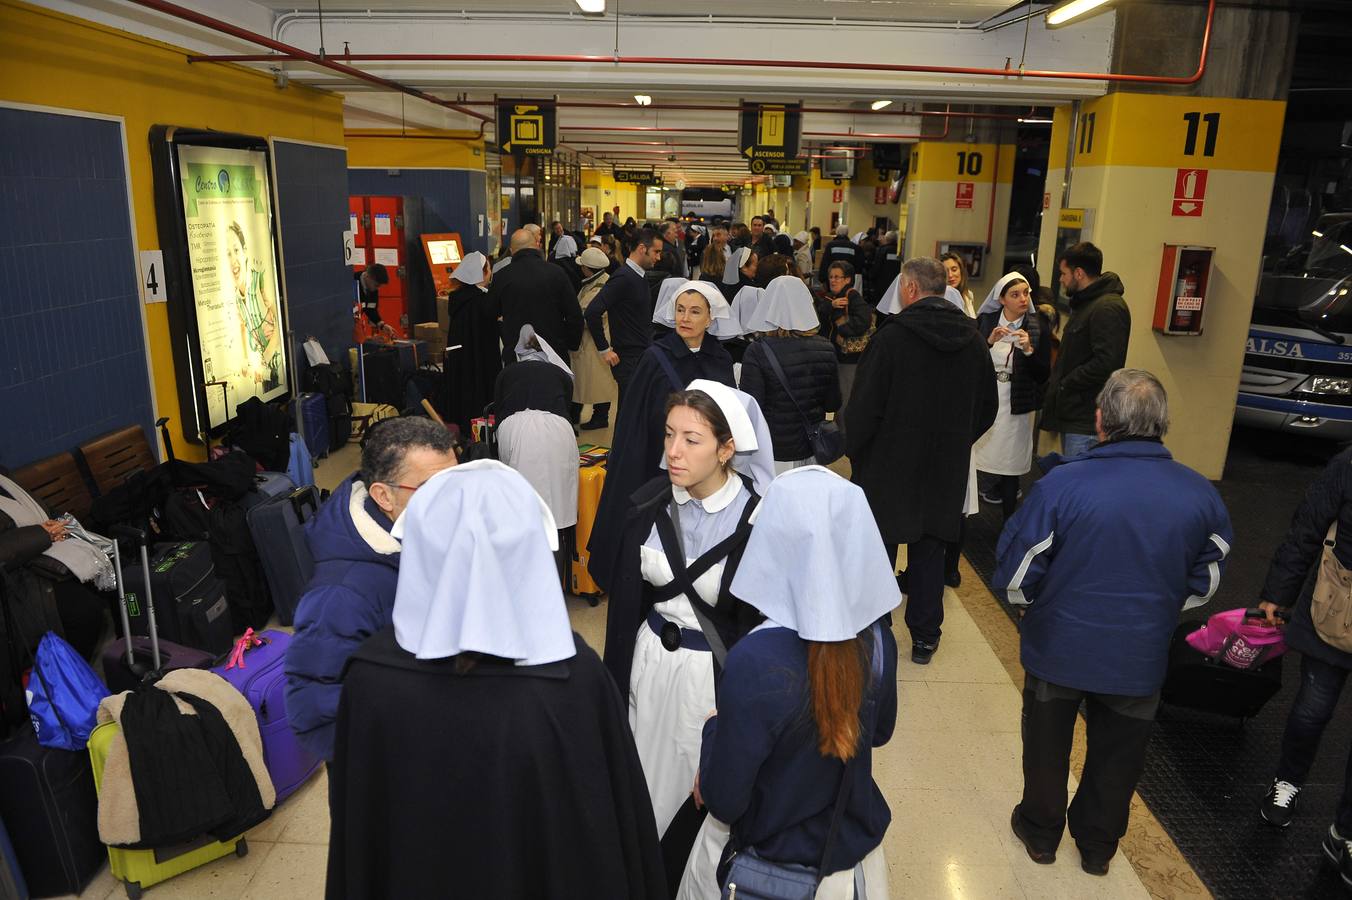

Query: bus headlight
[1302,376,1352,395]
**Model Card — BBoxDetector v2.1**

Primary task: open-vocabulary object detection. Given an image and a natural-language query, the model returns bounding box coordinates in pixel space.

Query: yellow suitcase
[572,456,607,600]
[88,722,248,899]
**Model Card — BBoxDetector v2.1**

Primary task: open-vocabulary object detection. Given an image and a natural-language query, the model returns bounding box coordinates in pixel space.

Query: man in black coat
[846,256,997,664]
[584,227,662,412]
[492,228,585,366]
[818,224,863,284]
[655,221,687,279]
[1041,242,1130,457]
[868,231,901,306]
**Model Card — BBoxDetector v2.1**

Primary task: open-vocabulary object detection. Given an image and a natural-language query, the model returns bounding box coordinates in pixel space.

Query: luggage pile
[1,414,328,897]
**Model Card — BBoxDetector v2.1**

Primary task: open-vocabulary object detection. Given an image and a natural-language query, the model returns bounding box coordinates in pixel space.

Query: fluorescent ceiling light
[1046,0,1112,26]
[1018,117,1053,124]
[870,100,892,111]
[634,94,652,106]
[575,0,605,12]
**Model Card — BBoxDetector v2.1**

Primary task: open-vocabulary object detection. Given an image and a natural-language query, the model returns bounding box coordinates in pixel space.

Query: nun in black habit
[326,461,666,900]
[441,251,502,436]
[585,281,737,594]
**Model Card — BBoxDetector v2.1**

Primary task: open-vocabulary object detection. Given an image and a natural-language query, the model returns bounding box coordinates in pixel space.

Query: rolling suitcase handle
[288,487,319,522]
[110,525,161,674]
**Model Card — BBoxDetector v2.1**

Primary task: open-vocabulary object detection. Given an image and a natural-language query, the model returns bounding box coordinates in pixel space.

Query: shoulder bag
[1312,521,1352,652]
[719,622,885,899]
[760,341,844,465]
[831,291,876,355]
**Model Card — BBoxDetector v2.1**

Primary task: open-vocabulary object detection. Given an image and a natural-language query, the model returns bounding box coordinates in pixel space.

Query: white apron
[972,338,1035,477]
[496,410,579,527]
[629,546,726,837]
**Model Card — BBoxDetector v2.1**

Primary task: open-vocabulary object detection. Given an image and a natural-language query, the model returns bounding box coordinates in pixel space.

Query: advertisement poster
[177,144,288,429]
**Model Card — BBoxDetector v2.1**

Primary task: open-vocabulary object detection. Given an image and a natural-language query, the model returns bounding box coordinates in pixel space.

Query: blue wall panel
[0,108,153,468]
[272,141,353,369]
[346,168,488,258]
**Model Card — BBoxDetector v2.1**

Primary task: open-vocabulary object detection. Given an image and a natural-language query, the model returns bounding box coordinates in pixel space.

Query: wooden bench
[77,425,157,495]
[10,452,95,521]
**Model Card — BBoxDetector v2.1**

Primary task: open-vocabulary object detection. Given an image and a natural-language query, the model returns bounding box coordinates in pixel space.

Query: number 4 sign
[139,250,166,304]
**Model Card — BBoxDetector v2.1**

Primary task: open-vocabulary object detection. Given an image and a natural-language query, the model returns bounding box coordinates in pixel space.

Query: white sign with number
[139,250,166,304]
[343,230,355,265]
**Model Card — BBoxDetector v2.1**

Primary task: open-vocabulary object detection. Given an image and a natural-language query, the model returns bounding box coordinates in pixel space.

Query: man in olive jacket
[846,256,997,664]
[1041,242,1130,457]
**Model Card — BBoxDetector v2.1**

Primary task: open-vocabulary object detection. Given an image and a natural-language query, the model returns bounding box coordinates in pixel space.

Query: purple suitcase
[212,630,320,802]
[102,527,214,694]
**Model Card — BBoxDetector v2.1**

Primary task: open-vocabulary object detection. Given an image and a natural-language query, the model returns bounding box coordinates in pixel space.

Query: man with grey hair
[818,223,861,283]
[847,256,997,664]
[995,368,1232,878]
[285,416,457,762]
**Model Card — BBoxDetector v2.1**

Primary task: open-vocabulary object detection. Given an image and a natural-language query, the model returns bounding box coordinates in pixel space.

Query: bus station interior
[3,0,1352,896]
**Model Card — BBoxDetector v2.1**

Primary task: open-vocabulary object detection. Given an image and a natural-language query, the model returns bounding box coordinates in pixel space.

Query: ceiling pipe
[121,0,494,136]
[387,99,1034,120]
[185,0,1214,87]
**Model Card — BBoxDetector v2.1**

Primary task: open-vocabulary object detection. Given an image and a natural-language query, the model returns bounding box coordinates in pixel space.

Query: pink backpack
[1185,608,1288,670]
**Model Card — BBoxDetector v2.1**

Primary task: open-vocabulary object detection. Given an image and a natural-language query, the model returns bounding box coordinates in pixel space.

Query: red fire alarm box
[1153,244,1215,336]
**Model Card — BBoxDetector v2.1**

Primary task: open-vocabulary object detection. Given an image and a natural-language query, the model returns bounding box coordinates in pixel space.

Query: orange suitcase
[572,457,607,600]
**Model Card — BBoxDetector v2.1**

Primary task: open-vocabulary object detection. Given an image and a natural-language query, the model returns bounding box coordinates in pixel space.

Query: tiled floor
[60,434,1164,899]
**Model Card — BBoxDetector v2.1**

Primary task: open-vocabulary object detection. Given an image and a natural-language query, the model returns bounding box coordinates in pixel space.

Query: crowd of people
[264,216,1352,898]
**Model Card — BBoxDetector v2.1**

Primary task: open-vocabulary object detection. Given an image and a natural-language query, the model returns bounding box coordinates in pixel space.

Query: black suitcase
[1161,620,1283,719]
[122,541,233,657]
[0,725,104,897]
[359,343,403,408]
[103,528,217,694]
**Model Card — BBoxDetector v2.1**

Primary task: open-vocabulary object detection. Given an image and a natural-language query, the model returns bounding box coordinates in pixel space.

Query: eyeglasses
[383,482,424,494]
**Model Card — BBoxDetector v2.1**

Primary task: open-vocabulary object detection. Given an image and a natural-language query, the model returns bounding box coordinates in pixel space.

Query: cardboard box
[414,322,445,364]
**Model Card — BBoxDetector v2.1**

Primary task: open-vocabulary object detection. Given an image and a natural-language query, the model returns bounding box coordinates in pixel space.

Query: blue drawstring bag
[26,632,109,751]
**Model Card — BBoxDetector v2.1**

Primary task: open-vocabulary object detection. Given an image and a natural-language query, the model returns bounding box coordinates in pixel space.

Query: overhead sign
[955,182,975,209]
[497,100,556,156]
[1172,167,1208,217]
[613,167,658,185]
[740,102,802,161]
[748,156,809,176]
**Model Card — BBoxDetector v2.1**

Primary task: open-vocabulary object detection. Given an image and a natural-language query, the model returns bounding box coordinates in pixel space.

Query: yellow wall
[904,140,1016,299]
[0,0,346,459]
[581,169,640,224]
[345,131,486,170]
[1035,93,1286,478]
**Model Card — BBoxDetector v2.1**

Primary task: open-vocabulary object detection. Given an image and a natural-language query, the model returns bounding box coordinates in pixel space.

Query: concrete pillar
[1033,3,1298,479]
[903,116,1018,300]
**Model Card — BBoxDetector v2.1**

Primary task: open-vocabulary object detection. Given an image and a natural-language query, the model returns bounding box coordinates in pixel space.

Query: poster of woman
[177,143,288,429]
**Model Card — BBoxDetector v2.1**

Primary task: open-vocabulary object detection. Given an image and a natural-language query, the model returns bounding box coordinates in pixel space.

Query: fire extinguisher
[1174,267,1198,331]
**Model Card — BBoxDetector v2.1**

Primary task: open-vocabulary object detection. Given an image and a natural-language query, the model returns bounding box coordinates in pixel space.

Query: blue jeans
[1062,432,1098,458]
[1276,654,1352,833]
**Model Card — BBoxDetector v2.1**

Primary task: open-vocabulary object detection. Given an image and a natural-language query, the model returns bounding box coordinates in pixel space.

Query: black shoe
[580,418,609,431]
[1322,824,1352,868]
[911,638,940,665]
[1010,807,1056,865]
[1261,779,1301,828]
[944,570,961,589]
[1079,851,1110,876]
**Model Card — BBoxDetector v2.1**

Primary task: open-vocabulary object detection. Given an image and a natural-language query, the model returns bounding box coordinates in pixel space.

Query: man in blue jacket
[994,368,1232,877]
[284,417,457,762]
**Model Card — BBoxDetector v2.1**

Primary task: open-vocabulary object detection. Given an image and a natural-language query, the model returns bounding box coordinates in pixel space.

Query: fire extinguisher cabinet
[1153,244,1216,336]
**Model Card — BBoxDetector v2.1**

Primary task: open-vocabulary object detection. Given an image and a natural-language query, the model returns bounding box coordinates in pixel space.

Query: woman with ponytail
[681,466,900,899]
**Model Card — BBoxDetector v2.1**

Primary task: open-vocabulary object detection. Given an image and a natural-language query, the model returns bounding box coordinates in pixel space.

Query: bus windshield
[1254,216,1352,334]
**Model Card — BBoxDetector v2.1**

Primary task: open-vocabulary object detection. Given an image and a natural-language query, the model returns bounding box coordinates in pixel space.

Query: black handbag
[759,341,844,465]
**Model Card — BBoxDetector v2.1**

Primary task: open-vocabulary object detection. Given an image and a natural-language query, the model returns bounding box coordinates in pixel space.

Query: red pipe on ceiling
[183,0,1214,87]
[122,0,493,133]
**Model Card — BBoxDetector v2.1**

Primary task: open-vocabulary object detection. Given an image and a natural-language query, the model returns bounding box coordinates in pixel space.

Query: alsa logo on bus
[1247,336,1306,359]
